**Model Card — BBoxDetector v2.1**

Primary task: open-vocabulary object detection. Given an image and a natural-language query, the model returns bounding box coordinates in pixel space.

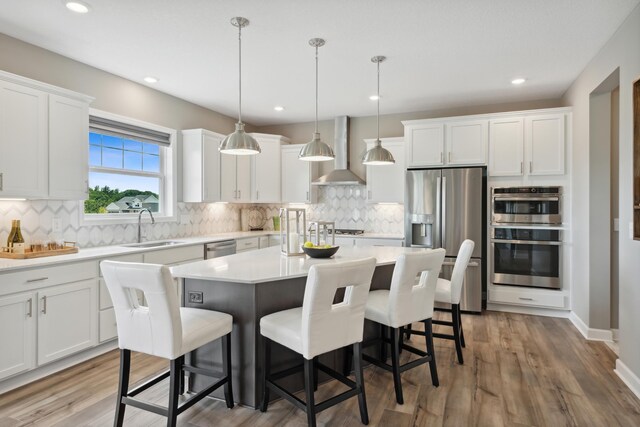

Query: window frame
[80,109,177,226]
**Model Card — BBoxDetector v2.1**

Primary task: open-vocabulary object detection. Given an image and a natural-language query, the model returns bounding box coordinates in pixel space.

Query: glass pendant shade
[362,55,395,165]
[221,17,260,156]
[299,38,335,162]
[220,122,260,155]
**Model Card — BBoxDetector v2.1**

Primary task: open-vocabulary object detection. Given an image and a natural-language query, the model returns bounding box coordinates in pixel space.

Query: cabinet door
[253,140,281,202]
[366,138,405,203]
[202,132,221,202]
[281,147,312,203]
[49,95,90,200]
[446,120,488,165]
[0,81,48,198]
[220,153,237,201]
[235,156,251,202]
[405,124,444,167]
[37,280,97,365]
[526,114,565,175]
[0,292,36,380]
[489,117,524,176]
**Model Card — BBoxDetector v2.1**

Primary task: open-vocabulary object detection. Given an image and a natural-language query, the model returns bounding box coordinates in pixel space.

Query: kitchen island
[171,245,432,408]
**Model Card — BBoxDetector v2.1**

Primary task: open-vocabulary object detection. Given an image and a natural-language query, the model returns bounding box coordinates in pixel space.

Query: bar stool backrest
[387,249,446,328]
[101,261,182,359]
[450,240,475,305]
[301,257,377,359]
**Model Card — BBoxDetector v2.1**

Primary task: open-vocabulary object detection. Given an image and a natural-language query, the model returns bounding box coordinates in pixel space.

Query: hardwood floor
[1,311,639,426]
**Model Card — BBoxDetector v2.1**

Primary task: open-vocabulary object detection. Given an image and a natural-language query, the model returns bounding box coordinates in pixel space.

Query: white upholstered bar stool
[432,239,475,364]
[362,249,445,404]
[100,261,234,427]
[259,257,377,427]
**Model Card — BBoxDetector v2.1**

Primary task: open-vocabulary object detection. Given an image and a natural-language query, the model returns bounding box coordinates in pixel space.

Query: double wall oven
[491,186,562,290]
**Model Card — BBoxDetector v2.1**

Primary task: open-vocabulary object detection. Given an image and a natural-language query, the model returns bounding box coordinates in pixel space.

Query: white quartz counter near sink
[0,231,403,273]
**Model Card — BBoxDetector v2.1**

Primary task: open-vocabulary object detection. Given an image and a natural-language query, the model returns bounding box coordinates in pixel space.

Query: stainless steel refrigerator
[405,167,486,312]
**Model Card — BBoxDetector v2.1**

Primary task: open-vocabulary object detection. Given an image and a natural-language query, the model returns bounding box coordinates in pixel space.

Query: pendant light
[362,56,395,165]
[299,38,335,162]
[219,17,261,155]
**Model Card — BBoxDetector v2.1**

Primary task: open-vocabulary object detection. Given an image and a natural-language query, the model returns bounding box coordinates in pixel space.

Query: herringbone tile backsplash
[0,186,404,248]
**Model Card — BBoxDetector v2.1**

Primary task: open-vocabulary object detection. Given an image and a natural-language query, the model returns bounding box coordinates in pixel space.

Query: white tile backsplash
[0,186,403,248]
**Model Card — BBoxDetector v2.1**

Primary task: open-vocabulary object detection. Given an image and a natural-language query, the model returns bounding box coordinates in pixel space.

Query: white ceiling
[0,0,637,125]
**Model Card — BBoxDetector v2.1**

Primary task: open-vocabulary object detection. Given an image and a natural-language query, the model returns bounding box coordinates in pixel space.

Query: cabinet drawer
[489,287,566,309]
[144,245,203,265]
[0,261,98,295]
[99,308,117,342]
[355,238,404,247]
[259,236,269,249]
[98,253,144,276]
[236,237,259,252]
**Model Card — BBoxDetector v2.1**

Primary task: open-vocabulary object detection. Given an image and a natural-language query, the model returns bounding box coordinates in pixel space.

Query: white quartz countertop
[171,245,428,284]
[0,231,404,273]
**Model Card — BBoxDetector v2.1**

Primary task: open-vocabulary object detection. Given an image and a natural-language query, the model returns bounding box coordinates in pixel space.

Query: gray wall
[255,99,562,179]
[562,2,640,382]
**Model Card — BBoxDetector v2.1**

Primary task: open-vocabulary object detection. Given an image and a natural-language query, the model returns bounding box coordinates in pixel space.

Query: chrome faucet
[137,208,155,243]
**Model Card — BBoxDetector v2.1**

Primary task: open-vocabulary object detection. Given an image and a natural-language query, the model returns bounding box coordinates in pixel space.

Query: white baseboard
[568,312,613,341]
[615,359,640,400]
[612,328,620,341]
[0,340,118,395]
[486,303,571,318]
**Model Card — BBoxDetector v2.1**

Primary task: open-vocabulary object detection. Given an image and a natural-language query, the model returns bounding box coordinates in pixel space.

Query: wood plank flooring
[1,311,639,426]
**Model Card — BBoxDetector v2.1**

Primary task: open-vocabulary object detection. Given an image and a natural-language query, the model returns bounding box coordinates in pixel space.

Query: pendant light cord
[314,44,319,134]
[376,59,380,143]
[238,23,242,124]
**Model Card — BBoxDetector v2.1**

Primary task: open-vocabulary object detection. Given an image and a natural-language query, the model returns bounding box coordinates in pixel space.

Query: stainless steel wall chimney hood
[312,116,366,186]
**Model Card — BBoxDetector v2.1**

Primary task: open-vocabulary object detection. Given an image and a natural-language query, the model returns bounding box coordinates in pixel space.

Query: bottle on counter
[7,219,25,254]
[6,220,17,247]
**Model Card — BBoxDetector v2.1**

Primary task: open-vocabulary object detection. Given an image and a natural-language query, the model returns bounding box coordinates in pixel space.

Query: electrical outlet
[188,291,203,304]
[52,217,61,233]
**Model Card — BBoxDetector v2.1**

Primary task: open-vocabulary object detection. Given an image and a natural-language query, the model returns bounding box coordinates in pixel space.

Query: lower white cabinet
[355,238,404,247]
[488,285,567,309]
[37,280,98,366]
[99,308,117,343]
[236,237,260,253]
[0,292,36,380]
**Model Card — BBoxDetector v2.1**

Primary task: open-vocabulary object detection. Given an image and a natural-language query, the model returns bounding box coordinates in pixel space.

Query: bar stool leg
[313,357,319,392]
[342,345,353,376]
[260,338,271,412]
[457,304,466,347]
[379,324,388,362]
[222,332,234,409]
[390,327,404,404]
[167,355,183,427]
[114,349,130,427]
[423,319,439,387]
[353,342,369,425]
[452,304,464,364]
[303,358,317,427]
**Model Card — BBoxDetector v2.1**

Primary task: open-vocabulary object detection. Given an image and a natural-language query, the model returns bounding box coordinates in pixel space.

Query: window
[83,110,176,223]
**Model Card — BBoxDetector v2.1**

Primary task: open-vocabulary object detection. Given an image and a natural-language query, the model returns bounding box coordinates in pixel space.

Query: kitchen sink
[122,240,184,248]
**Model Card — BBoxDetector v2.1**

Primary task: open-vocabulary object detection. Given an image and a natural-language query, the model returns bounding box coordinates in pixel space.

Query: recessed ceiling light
[64,1,90,13]
[144,76,159,84]
[511,77,526,85]
[274,106,285,111]
[369,95,380,100]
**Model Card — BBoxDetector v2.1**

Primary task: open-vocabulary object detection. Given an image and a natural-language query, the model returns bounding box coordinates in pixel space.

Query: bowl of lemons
[301,241,340,258]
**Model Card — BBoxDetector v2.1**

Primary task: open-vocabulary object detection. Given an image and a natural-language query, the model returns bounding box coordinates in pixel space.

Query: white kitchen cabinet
[182,129,224,203]
[365,137,405,204]
[259,236,269,249]
[221,154,251,202]
[404,123,444,167]
[268,234,281,247]
[445,120,488,165]
[281,145,319,203]
[0,80,48,199]
[355,238,404,247]
[0,292,36,380]
[48,94,90,200]
[526,114,565,175]
[250,134,289,203]
[236,237,260,253]
[334,237,357,247]
[489,117,525,176]
[37,279,98,366]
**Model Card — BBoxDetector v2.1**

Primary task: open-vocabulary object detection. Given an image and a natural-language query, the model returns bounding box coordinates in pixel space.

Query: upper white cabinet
[182,129,224,202]
[281,144,318,203]
[489,113,566,177]
[404,119,488,167]
[221,154,251,202]
[0,71,93,200]
[365,137,405,203]
[0,80,48,199]
[49,95,90,200]
[250,133,289,203]
[446,120,488,165]
[405,123,444,167]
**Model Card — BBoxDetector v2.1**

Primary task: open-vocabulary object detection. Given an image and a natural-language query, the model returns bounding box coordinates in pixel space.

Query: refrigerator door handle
[435,176,442,248]
[441,176,447,250]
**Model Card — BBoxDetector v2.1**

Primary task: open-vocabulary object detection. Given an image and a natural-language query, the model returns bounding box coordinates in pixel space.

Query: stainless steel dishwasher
[205,240,237,259]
